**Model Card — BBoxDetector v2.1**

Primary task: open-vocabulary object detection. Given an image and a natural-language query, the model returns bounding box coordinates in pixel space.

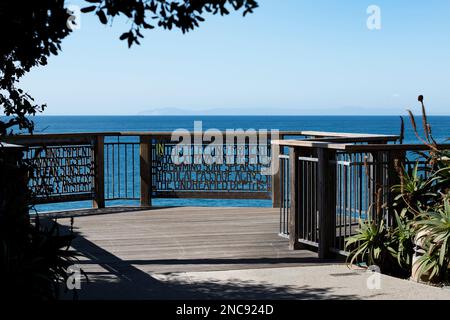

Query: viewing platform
[3,129,450,299]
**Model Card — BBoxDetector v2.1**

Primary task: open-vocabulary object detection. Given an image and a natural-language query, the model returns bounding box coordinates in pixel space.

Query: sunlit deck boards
[58,206,321,273]
[54,206,328,299]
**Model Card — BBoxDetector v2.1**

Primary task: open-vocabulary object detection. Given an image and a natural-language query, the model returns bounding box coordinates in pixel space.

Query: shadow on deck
[56,206,344,300]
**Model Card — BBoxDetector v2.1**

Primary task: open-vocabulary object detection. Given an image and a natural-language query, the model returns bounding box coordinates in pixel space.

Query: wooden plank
[2,130,306,140]
[272,139,350,150]
[273,140,450,152]
[299,131,399,140]
[93,135,105,209]
[53,206,320,281]
[306,137,397,143]
[343,144,450,152]
[317,148,337,259]
[3,135,95,146]
[140,136,152,207]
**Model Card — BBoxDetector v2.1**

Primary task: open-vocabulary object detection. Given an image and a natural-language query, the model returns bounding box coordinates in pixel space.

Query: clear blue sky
[20,0,450,115]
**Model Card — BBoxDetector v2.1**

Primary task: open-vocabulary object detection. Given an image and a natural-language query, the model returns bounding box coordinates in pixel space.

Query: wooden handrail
[299,130,399,141]
[2,131,295,139]
[272,139,351,149]
[273,139,450,151]
[1,130,399,140]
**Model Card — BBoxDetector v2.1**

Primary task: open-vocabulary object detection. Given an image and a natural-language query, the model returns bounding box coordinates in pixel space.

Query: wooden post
[93,135,105,209]
[140,136,152,207]
[317,147,336,259]
[289,147,300,250]
[272,135,282,208]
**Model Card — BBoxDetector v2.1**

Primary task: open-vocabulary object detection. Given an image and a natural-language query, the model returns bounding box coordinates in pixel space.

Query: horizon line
[33,114,450,117]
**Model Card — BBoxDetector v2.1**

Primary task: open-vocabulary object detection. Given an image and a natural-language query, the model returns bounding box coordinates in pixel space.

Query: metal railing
[104,137,140,201]
[5,131,334,208]
[274,138,450,258]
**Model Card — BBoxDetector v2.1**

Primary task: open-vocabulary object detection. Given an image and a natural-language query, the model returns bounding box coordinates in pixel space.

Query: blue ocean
[30,115,449,212]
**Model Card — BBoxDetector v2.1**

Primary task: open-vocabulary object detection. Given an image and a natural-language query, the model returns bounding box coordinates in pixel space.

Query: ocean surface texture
[29,116,449,212]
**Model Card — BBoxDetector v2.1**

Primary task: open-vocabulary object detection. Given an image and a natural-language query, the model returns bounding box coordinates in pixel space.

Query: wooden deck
[54,206,333,299]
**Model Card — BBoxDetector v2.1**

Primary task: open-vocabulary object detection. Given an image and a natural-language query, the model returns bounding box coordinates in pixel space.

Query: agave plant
[392,161,439,217]
[431,150,450,196]
[414,199,450,283]
[387,211,414,273]
[345,218,388,268]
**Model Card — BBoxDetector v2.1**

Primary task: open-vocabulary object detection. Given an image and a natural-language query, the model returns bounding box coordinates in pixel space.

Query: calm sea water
[29,116,449,212]
[32,115,450,143]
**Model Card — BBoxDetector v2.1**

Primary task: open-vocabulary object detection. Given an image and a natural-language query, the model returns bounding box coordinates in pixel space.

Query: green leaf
[119,32,129,40]
[96,10,107,24]
[81,6,96,13]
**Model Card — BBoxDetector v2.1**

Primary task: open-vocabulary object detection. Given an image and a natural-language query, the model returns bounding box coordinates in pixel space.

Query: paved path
[153,265,450,300]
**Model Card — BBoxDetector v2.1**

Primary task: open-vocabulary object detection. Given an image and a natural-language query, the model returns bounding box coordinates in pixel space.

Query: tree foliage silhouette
[0,0,258,136]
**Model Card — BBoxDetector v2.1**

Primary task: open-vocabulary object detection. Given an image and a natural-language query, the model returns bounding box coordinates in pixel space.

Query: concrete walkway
[153,265,450,300]
[70,263,450,300]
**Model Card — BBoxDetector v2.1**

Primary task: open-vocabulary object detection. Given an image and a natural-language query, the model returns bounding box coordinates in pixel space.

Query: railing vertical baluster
[132,143,135,199]
[287,157,290,235]
[118,137,121,198]
[286,156,290,235]
[111,143,116,198]
[339,158,343,249]
[106,143,109,199]
[306,161,310,241]
[353,154,357,226]
[284,158,287,234]
[279,156,284,234]
[93,135,105,209]
[313,161,318,242]
[359,154,363,218]
[350,155,353,229]
[125,143,128,199]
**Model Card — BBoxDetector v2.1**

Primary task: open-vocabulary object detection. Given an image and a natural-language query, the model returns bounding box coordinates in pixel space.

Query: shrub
[346,95,450,284]
[0,145,83,300]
